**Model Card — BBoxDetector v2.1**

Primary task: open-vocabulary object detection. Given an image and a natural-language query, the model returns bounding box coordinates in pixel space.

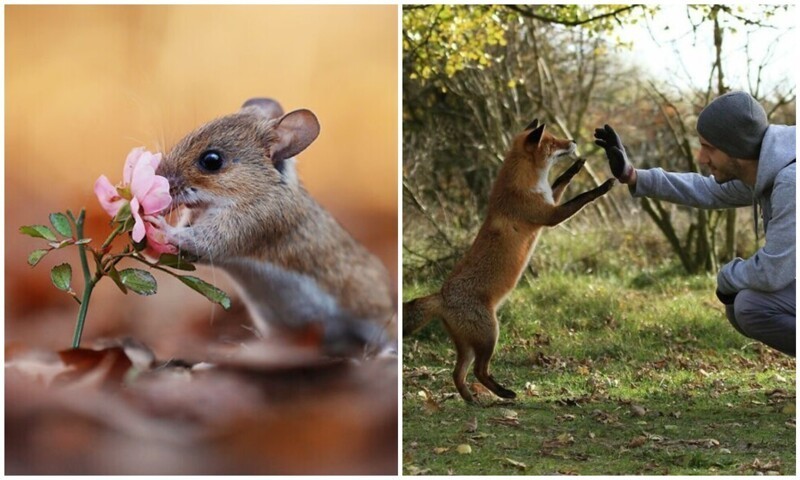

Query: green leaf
[114,202,132,224]
[49,213,72,237]
[179,276,231,310]
[50,263,72,291]
[48,239,75,249]
[157,253,197,271]
[119,268,157,296]
[107,265,128,294]
[20,225,57,242]
[28,249,49,267]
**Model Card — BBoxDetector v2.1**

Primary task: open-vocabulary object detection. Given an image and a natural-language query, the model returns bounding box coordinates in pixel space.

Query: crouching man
[595,91,795,356]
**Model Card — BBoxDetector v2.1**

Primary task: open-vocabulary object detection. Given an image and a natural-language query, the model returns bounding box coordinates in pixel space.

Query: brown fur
[404,121,614,403]
[156,99,394,349]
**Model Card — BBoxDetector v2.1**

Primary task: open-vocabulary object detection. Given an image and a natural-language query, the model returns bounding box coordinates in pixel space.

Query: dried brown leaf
[628,435,647,448]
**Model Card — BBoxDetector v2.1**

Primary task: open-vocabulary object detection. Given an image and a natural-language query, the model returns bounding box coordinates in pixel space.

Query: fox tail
[403,292,444,336]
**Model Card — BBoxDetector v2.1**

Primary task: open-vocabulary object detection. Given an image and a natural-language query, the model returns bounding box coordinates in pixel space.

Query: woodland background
[402,4,796,475]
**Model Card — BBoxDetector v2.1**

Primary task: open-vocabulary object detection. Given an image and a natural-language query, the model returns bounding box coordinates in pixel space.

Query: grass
[402,259,796,475]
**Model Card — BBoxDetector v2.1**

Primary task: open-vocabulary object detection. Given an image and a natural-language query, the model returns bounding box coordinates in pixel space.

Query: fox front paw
[567,158,586,175]
[599,178,616,193]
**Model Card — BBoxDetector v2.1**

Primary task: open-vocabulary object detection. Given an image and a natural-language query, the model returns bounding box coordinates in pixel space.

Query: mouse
[152,98,395,356]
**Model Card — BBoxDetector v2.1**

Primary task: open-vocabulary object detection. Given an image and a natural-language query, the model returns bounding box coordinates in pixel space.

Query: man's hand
[594,124,635,184]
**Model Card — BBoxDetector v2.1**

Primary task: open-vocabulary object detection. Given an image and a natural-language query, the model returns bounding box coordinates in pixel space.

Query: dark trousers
[725,280,796,356]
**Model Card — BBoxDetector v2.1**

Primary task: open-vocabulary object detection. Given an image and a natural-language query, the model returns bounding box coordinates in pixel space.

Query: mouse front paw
[144,215,199,257]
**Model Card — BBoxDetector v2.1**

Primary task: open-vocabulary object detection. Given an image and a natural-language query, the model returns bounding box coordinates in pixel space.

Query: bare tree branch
[505,5,642,27]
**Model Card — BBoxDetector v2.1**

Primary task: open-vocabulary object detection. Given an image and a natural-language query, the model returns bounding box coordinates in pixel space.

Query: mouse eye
[198,151,223,172]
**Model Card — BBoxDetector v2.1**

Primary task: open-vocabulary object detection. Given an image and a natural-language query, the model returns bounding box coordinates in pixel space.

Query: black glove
[715,289,738,306]
[594,124,634,183]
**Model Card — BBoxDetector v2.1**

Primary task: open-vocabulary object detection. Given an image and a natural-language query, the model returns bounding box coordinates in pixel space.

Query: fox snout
[553,141,578,161]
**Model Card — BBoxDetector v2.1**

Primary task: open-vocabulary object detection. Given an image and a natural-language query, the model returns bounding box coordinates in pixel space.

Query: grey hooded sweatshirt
[631,124,796,294]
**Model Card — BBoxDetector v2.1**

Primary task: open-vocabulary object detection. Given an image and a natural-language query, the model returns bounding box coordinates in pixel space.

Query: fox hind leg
[444,305,515,402]
[452,340,476,403]
[473,315,516,399]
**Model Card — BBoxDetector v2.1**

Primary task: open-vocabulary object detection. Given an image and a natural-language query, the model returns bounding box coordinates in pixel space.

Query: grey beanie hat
[696,91,768,160]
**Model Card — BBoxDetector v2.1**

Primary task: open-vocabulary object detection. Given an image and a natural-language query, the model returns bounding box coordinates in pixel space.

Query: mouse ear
[241,98,284,120]
[270,109,320,163]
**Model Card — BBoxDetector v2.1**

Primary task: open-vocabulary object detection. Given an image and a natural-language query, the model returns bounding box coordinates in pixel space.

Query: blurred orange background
[5,5,398,353]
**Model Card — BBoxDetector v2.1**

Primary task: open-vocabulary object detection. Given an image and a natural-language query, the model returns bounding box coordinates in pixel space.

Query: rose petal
[143,221,178,259]
[94,175,125,217]
[147,152,162,171]
[140,175,172,215]
[123,147,146,185]
[130,160,156,202]
[130,197,146,242]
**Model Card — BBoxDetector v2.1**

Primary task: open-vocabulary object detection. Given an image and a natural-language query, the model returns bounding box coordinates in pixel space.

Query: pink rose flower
[143,221,178,258]
[94,147,174,252]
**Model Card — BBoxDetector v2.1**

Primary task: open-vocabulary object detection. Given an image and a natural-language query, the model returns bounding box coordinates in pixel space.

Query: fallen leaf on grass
[628,436,647,448]
[555,394,596,406]
[657,437,721,449]
[405,366,434,379]
[456,444,472,454]
[766,389,793,400]
[501,457,527,471]
[524,381,539,397]
[499,408,518,419]
[464,417,478,433]
[405,465,432,475]
[542,432,574,450]
[489,414,520,428]
[591,410,620,425]
[749,458,781,474]
[433,447,449,455]
[418,388,441,414]
[557,433,574,444]
[629,404,647,417]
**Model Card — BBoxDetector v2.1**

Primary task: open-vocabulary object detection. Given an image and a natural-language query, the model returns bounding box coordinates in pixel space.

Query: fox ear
[270,109,320,163]
[525,118,539,130]
[241,97,284,120]
[525,123,546,148]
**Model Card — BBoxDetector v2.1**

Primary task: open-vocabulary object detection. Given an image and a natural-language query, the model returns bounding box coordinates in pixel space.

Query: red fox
[404,120,615,403]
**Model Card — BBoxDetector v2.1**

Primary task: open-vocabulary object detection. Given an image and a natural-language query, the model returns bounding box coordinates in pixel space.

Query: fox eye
[198,150,223,172]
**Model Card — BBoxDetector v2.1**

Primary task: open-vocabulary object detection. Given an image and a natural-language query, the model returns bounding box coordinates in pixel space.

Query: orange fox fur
[404,120,615,403]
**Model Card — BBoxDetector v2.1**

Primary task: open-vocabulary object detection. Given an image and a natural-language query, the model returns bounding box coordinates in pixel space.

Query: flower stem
[101,222,125,250]
[129,254,180,277]
[71,209,96,349]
